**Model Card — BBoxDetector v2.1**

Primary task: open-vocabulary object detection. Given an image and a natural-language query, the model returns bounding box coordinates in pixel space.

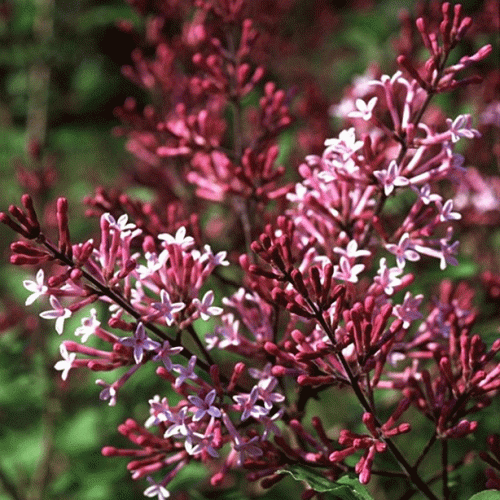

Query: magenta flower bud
[362,413,378,437]
[444,420,478,438]
[329,447,357,462]
[271,365,288,377]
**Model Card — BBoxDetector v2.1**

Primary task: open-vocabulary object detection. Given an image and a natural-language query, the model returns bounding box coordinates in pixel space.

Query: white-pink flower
[222,412,263,465]
[257,377,285,410]
[233,386,269,421]
[54,343,76,381]
[323,128,363,161]
[373,161,409,196]
[413,184,442,205]
[436,199,461,222]
[158,226,194,249]
[163,407,189,438]
[40,295,72,334]
[103,213,140,238]
[144,477,170,500]
[206,313,240,350]
[333,256,365,283]
[446,114,480,143]
[153,340,183,371]
[348,97,378,121]
[374,258,403,295]
[74,308,100,342]
[334,239,371,259]
[188,389,221,421]
[23,269,48,306]
[394,292,424,328]
[173,355,197,387]
[438,238,460,270]
[184,429,219,458]
[256,408,284,441]
[193,290,223,321]
[96,379,117,406]
[136,250,169,278]
[119,322,161,364]
[152,289,186,326]
[385,233,420,269]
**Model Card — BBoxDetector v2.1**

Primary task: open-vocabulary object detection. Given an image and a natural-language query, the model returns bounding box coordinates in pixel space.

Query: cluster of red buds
[397,3,490,94]
[1,1,499,500]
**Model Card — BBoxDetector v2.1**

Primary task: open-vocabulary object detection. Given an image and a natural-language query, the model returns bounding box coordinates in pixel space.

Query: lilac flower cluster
[1,1,500,499]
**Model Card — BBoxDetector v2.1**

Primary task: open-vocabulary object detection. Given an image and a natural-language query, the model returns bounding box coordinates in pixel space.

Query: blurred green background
[0,0,498,499]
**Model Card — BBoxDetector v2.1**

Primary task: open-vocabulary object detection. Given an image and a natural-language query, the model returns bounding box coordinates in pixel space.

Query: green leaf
[468,491,500,500]
[277,466,374,499]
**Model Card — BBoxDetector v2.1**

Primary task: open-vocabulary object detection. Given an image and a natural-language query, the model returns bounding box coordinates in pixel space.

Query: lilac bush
[1,1,500,499]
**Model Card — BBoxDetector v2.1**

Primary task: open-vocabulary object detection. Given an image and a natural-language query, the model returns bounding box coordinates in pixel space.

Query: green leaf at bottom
[468,491,500,500]
[277,465,374,499]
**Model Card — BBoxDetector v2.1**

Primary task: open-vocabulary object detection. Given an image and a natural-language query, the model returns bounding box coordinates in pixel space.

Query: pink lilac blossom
[385,233,420,269]
[173,356,198,388]
[348,97,378,121]
[222,412,264,466]
[40,295,72,334]
[192,290,223,321]
[374,258,403,295]
[205,313,240,350]
[23,268,47,305]
[373,161,410,196]
[233,386,269,421]
[153,341,183,371]
[184,428,219,458]
[103,213,139,238]
[74,308,100,342]
[144,478,170,500]
[158,227,195,249]
[150,290,186,326]
[54,343,76,381]
[333,239,371,259]
[393,292,424,328]
[0,2,497,499]
[119,322,161,364]
[332,256,365,283]
[188,389,222,421]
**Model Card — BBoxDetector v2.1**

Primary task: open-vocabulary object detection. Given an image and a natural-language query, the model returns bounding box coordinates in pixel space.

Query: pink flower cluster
[1,1,500,500]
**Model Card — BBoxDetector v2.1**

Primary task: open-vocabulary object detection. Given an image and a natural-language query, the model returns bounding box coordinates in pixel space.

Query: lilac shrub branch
[1,1,499,499]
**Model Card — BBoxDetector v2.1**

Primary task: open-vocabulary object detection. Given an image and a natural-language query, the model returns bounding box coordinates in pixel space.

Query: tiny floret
[54,343,76,381]
[193,290,223,320]
[152,290,185,326]
[385,233,420,269]
[173,355,197,387]
[446,114,480,143]
[119,322,161,364]
[75,308,100,342]
[158,226,195,248]
[333,256,365,283]
[188,389,221,421]
[373,161,409,196]
[144,477,170,500]
[348,97,378,121]
[103,213,140,238]
[23,269,48,306]
[40,295,72,334]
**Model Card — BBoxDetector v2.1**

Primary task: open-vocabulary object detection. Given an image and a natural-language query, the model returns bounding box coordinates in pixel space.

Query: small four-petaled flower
[40,295,72,334]
[348,97,378,121]
[188,389,221,421]
[143,477,170,500]
[119,322,161,364]
[23,268,48,306]
[193,290,223,320]
[54,343,76,381]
